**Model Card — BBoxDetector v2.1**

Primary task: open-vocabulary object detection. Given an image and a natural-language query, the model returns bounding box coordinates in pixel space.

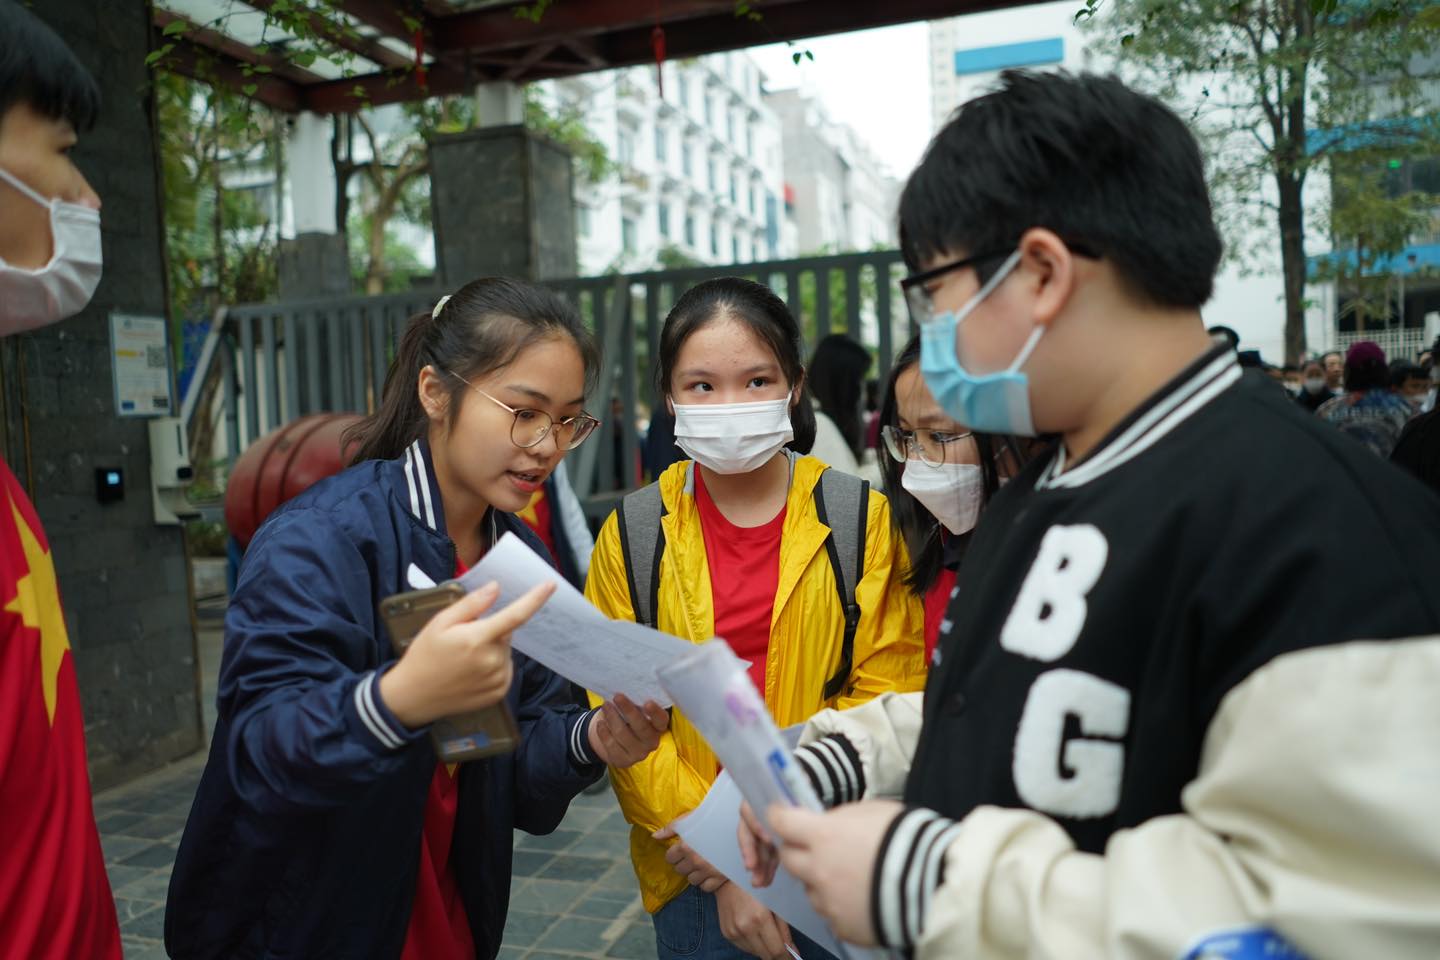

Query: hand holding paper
[456,533,694,706]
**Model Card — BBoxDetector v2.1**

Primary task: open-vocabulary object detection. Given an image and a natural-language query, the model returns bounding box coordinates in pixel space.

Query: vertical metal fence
[190,250,909,512]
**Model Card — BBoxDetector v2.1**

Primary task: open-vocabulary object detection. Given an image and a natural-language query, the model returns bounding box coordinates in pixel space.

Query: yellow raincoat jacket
[584,454,926,913]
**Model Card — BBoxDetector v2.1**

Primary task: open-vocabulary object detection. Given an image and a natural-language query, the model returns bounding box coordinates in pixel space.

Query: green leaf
[1121,32,1136,46]
[162,19,189,37]
[805,50,814,61]
[241,83,258,97]
[145,43,174,67]
[792,51,802,64]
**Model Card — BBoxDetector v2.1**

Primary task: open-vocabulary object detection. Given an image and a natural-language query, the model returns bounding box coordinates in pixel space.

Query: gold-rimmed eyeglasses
[445,370,601,451]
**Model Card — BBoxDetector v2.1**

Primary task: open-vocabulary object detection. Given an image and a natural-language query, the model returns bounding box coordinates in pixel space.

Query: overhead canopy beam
[510,0,1020,82]
[332,0,424,43]
[299,60,475,112]
[431,0,744,54]
[159,37,304,112]
[247,0,412,71]
[153,9,325,86]
[154,0,1039,113]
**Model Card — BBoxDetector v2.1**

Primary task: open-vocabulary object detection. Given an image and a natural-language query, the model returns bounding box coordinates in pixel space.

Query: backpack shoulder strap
[616,483,666,628]
[813,468,868,700]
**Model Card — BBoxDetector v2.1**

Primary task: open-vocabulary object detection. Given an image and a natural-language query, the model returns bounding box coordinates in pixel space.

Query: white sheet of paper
[674,769,846,957]
[457,533,694,706]
[657,640,822,833]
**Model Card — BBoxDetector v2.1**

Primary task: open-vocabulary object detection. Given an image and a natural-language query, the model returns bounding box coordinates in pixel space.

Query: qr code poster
[109,313,174,417]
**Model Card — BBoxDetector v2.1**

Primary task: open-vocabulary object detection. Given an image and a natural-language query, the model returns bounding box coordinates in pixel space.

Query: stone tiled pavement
[96,620,657,959]
[95,756,656,960]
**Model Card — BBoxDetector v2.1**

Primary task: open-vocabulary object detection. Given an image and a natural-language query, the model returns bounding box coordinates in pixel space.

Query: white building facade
[765,89,902,254]
[536,52,789,277]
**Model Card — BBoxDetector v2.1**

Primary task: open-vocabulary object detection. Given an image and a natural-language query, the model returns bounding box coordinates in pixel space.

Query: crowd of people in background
[1237,332,1440,490]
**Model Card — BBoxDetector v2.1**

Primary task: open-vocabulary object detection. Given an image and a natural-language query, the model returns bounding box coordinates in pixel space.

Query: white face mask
[1303,377,1328,395]
[672,396,794,474]
[0,167,103,334]
[900,460,984,536]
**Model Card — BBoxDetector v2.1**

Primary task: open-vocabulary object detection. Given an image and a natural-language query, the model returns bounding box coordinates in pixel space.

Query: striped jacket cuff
[871,806,963,950]
[570,708,602,767]
[354,669,415,752]
[793,734,866,808]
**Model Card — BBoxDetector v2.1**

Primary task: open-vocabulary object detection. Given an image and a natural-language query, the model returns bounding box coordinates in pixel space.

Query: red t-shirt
[400,558,476,960]
[923,566,959,665]
[694,471,786,695]
[0,460,122,960]
[517,487,558,564]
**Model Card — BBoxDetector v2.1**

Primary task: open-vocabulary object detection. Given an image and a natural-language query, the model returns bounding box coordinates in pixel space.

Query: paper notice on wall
[109,313,172,417]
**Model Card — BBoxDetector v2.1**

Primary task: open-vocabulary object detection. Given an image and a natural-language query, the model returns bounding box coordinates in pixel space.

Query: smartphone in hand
[379,583,521,762]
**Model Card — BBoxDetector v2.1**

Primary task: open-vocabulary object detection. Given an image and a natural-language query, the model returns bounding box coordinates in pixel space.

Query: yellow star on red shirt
[3,495,69,725]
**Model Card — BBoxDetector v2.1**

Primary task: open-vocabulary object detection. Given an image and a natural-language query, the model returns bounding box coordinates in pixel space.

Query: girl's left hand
[653,824,728,891]
[587,694,669,768]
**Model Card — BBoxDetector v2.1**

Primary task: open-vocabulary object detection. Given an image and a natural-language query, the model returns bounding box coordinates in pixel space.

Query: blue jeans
[652,886,838,960]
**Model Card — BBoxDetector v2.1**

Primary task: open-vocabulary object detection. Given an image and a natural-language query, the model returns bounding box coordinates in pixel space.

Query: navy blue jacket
[166,439,603,960]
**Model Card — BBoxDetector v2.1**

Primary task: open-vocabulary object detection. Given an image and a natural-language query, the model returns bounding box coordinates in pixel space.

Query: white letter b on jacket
[1001,524,1108,663]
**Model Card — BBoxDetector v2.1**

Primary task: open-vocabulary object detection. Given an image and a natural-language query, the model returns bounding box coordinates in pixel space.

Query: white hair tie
[432,294,452,320]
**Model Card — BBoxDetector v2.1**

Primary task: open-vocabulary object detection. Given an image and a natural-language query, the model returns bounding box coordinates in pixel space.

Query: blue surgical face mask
[918,251,1044,437]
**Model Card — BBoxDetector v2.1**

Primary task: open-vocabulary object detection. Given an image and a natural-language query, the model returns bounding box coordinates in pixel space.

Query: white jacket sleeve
[790,691,924,806]
[870,637,1440,958]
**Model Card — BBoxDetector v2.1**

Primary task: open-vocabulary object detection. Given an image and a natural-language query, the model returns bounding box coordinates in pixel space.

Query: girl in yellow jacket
[584,277,925,960]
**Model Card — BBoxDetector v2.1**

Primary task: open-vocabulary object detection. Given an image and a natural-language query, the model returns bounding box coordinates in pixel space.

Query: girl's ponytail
[344,307,436,464]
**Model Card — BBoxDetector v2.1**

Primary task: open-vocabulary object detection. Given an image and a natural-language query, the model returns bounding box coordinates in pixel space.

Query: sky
[746,23,934,182]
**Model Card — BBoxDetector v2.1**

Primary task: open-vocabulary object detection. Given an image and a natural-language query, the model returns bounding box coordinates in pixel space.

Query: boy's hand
[768,800,905,947]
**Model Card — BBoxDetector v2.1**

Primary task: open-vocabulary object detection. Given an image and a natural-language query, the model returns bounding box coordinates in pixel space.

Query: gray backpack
[616,463,867,700]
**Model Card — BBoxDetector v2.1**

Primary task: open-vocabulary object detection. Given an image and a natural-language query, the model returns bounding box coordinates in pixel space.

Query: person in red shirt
[876,336,1030,663]
[584,278,924,960]
[0,3,121,957]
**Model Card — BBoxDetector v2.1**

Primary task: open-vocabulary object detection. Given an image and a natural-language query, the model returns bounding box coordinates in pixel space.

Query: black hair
[1302,359,1325,375]
[1391,360,1423,387]
[346,277,600,464]
[1208,325,1240,351]
[808,334,872,459]
[898,70,1221,308]
[878,336,1027,595]
[0,0,101,132]
[1344,351,1391,393]
[656,276,817,455]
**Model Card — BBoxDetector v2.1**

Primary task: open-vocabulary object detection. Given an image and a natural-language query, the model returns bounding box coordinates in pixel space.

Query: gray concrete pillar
[277,111,349,299]
[428,125,578,283]
[14,0,204,788]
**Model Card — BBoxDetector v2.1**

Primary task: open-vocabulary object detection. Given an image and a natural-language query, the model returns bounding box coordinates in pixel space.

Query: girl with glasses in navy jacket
[167,278,669,960]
